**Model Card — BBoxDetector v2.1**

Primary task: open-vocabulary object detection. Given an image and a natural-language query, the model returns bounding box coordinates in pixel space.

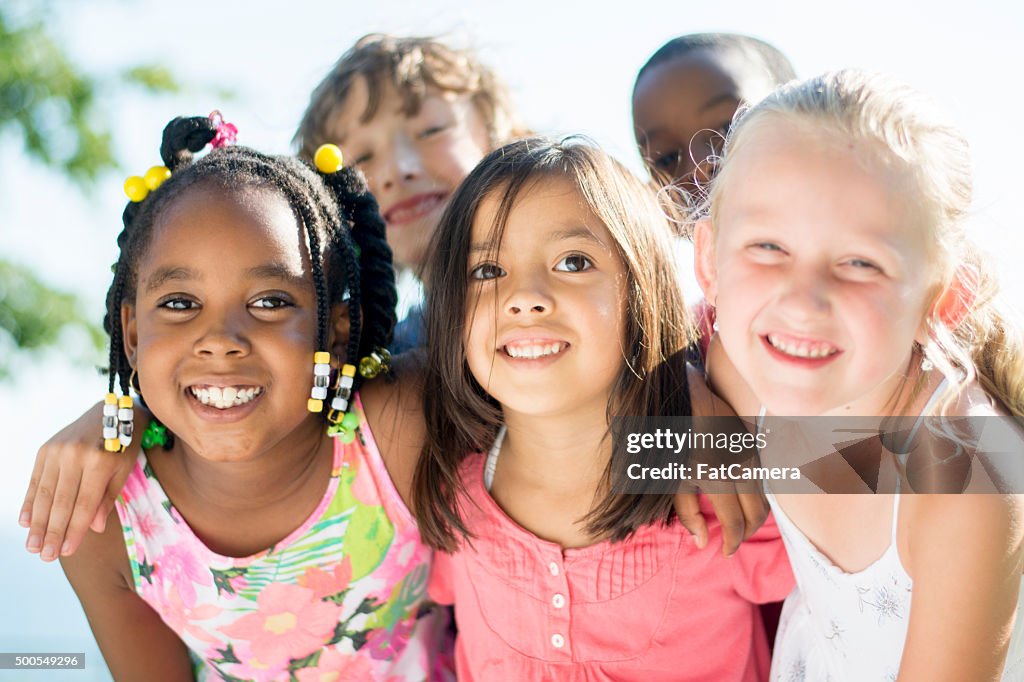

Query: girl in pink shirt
[413,137,794,680]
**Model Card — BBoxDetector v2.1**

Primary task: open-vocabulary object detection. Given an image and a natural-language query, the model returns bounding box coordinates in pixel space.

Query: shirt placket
[545,551,572,660]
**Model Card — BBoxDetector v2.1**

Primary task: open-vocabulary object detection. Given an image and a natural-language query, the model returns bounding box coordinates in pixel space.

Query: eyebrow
[469,225,606,254]
[144,266,199,293]
[143,262,308,293]
[699,92,741,113]
[245,262,310,286]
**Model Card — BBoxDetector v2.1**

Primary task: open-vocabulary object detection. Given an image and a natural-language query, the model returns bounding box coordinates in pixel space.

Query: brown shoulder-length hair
[413,136,696,552]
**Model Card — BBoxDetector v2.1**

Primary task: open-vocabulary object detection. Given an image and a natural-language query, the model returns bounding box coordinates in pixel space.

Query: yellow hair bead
[314,351,331,364]
[341,364,356,378]
[308,398,324,413]
[314,144,344,174]
[143,165,171,190]
[105,393,118,405]
[119,395,134,409]
[104,439,122,452]
[124,176,149,202]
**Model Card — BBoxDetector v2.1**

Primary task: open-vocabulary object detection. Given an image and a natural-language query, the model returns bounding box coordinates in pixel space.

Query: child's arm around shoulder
[675,360,771,557]
[60,509,193,681]
[359,350,428,509]
[899,385,1024,680]
[21,402,142,561]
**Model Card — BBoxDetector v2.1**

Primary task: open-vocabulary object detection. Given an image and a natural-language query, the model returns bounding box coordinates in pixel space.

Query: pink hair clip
[208,110,238,149]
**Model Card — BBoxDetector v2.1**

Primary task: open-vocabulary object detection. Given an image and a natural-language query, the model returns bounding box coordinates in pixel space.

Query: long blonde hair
[706,69,1024,416]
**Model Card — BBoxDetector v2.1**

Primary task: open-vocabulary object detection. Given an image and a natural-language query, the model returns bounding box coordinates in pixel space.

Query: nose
[777,266,833,322]
[377,133,422,193]
[193,311,251,358]
[503,272,555,317]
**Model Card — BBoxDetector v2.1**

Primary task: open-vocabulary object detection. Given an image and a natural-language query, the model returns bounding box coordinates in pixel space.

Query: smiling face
[123,184,339,460]
[633,47,778,197]
[696,118,938,416]
[325,76,492,271]
[463,176,629,419]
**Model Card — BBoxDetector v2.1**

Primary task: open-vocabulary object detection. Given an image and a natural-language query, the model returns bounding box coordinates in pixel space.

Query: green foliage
[0,259,104,377]
[0,7,184,184]
[0,3,198,379]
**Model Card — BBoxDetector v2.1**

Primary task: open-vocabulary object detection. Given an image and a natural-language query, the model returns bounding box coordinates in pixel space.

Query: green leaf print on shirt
[343,502,394,580]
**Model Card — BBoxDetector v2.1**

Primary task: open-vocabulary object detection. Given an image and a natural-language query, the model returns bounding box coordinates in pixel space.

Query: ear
[121,303,138,369]
[692,217,719,305]
[925,264,979,339]
[327,302,353,361]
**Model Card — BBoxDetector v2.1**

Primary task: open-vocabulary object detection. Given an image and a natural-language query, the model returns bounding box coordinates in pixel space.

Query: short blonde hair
[707,69,1024,415]
[294,34,526,160]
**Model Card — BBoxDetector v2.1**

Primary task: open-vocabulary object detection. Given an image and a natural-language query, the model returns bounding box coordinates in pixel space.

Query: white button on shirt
[551,633,565,649]
[552,593,565,609]
[548,561,560,577]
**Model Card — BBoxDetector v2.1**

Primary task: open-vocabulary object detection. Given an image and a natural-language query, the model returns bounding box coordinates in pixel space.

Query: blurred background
[2,0,1021,678]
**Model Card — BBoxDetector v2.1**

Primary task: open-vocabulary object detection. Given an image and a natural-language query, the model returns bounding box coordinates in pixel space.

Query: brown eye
[470,263,505,280]
[555,254,593,272]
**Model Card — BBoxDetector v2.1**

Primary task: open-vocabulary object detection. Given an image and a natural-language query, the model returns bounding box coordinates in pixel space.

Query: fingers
[673,493,709,549]
[737,491,770,541]
[61,466,115,557]
[28,452,83,561]
[91,498,114,534]
[708,485,747,557]
[19,450,46,528]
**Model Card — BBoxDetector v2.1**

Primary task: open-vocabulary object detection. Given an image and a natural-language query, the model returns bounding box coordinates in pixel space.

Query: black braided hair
[103,115,398,433]
[321,167,397,363]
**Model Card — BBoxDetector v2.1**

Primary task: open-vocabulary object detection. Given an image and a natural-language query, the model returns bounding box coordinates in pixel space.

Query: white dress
[766,433,1024,680]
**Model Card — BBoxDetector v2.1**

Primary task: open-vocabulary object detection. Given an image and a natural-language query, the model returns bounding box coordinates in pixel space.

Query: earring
[916,342,934,372]
[129,369,142,396]
[141,419,170,450]
[308,351,332,412]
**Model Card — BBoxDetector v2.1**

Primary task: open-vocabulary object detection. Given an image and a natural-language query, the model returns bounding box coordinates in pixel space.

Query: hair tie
[208,110,238,149]
[123,164,172,202]
[314,144,344,174]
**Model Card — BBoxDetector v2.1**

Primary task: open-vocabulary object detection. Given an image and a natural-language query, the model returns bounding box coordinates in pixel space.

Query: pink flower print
[294,648,374,682]
[364,616,414,661]
[219,583,343,669]
[161,584,223,645]
[299,557,353,600]
[121,467,148,505]
[157,541,213,607]
[135,510,160,543]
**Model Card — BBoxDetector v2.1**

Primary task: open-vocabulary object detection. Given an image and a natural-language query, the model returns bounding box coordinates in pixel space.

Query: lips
[383,192,448,226]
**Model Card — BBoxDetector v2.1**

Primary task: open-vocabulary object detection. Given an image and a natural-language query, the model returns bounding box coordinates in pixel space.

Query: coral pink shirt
[428,453,794,681]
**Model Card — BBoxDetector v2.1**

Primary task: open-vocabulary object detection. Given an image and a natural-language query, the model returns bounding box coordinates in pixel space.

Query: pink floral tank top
[114,394,448,681]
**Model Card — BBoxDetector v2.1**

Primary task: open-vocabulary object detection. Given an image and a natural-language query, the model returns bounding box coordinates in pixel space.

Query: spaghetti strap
[890,492,901,544]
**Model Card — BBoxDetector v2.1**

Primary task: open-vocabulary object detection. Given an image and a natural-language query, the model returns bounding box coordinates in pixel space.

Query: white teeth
[189,386,263,410]
[767,334,836,359]
[505,343,565,359]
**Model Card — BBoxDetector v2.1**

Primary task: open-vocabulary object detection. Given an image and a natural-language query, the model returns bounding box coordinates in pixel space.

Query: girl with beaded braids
[54,112,450,681]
